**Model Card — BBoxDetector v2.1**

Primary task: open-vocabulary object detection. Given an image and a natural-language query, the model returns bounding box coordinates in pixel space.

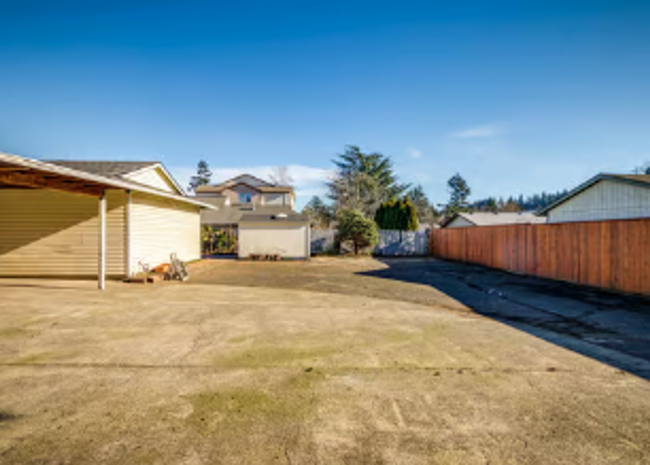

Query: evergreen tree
[337,210,380,255]
[445,173,471,215]
[478,197,498,213]
[633,161,650,175]
[327,145,409,217]
[502,198,521,212]
[302,196,335,229]
[403,196,419,231]
[470,189,570,212]
[188,160,212,192]
[406,185,438,225]
[374,197,418,230]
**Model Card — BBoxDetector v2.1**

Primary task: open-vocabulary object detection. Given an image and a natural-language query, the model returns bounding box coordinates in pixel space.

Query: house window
[239,193,252,203]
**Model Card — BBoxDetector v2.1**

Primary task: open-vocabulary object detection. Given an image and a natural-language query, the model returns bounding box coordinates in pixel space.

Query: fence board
[430,218,650,295]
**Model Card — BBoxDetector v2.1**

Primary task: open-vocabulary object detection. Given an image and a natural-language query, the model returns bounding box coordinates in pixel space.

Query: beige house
[538,174,650,223]
[441,212,546,228]
[196,174,294,213]
[0,153,215,287]
[195,174,310,259]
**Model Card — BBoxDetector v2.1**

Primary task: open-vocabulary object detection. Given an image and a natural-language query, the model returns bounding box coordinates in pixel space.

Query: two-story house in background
[195,174,296,224]
[194,174,310,258]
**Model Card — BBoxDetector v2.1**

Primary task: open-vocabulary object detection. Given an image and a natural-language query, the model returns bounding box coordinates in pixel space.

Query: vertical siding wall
[0,189,126,276]
[430,219,650,295]
[130,192,200,273]
[375,230,429,256]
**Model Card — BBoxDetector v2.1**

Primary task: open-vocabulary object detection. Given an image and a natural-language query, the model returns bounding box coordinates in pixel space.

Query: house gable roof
[0,152,215,209]
[48,160,186,195]
[195,180,294,196]
[440,212,546,228]
[537,173,650,216]
[224,174,273,187]
[46,160,158,177]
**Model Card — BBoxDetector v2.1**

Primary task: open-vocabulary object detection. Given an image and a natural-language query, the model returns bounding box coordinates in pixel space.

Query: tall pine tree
[445,173,471,215]
[188,160,212,192]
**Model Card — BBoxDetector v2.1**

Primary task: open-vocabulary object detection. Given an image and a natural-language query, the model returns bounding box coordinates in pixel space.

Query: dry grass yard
[1,258,649,464]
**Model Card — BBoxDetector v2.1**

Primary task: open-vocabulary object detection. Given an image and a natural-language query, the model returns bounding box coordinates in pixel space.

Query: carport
[0,152,214,289]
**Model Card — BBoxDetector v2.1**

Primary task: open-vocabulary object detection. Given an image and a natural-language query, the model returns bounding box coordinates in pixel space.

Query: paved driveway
[0,258,649,464]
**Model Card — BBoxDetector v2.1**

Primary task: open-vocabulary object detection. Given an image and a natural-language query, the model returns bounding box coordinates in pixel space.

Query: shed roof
[239,212,309,223]
[200,204,296,225]
[537,173,650,215]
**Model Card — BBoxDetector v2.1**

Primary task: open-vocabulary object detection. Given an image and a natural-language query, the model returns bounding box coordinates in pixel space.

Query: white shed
[539,174,650,223]
[238,212,310,259]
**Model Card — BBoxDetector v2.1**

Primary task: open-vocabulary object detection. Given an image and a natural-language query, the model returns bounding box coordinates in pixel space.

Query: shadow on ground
[360,258,650,380]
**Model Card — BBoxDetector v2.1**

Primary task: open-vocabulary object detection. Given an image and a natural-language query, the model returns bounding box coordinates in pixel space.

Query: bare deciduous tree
[269,166,294,186]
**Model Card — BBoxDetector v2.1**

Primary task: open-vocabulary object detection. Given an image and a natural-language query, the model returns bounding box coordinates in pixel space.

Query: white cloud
[169,164,332,208]
[408,147,422,159]
[450,123,504,139]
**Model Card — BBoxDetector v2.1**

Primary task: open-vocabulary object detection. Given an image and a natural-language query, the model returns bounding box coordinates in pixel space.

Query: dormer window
[239,193,252,203]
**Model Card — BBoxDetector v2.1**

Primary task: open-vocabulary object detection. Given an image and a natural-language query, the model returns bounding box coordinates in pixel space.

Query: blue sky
[1,0,649,208]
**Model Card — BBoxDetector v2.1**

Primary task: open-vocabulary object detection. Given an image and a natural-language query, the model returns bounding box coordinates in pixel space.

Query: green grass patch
[186,369,324,435]
[16,350,77,364]
[0,327,28,339]
[215,345,339,368]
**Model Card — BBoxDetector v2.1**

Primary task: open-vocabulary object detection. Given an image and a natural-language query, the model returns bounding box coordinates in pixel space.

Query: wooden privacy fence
[429,218,650,295]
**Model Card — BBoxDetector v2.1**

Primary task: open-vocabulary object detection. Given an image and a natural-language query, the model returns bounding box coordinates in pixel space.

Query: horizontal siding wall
[430,218,650,295]
[548,180,650,223]
[130,192,200,273]
[0,189,126,277]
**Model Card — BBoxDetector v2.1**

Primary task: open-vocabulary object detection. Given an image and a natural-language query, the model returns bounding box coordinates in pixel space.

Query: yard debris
[167,253,189,281]
[249,253,282,261]
[123,274,162,284]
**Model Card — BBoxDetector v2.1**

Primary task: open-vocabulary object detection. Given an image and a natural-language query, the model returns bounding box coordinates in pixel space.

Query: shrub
[374,196,419,231]
[337,210,380,255]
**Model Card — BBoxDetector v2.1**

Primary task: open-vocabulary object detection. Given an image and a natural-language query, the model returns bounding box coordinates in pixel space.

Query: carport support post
[98,191,106,290]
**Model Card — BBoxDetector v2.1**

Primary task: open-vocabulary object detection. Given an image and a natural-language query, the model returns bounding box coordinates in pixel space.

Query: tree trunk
[354,242,359,255]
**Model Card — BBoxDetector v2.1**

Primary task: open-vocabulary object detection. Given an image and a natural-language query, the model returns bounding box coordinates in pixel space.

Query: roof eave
[0,152,216,210]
